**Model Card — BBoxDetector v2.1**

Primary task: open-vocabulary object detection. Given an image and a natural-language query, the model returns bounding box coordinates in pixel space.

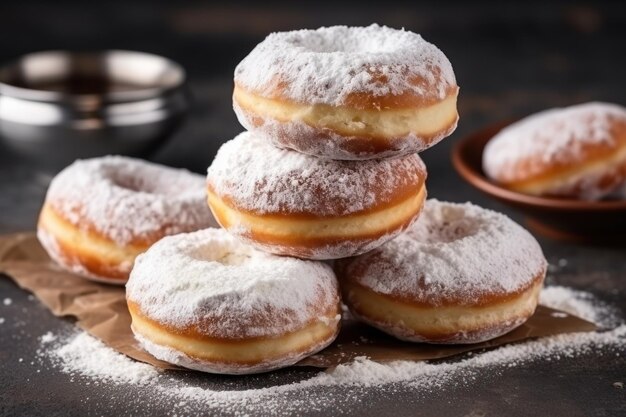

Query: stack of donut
[208,24,459,259]
[201,25,544,359]
[38,25,548,376]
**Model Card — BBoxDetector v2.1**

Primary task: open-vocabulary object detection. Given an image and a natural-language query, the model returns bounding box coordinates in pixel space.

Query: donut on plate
[233,24,459,160]
[206,131,428,260]
[126,228,341,374]
[483,102,626,200]
[336,200,547,344]
[37,156,216,284]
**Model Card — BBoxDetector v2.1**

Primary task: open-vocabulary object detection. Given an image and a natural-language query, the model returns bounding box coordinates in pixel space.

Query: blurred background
[1,0,625,230]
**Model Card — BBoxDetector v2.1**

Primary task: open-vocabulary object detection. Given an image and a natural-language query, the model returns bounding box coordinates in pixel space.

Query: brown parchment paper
[0,233,597,370]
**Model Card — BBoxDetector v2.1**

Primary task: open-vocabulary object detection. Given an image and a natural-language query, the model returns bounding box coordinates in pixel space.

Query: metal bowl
[0,50,188,168]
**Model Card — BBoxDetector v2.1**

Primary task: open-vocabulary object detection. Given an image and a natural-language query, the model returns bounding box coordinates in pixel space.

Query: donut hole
[110,175,146,193]
[300,39,386,54]
[106,166,191,196]
[292,30,397,55]
[215,252,253,266]
[188,244,255,267]
[412,205,481,243]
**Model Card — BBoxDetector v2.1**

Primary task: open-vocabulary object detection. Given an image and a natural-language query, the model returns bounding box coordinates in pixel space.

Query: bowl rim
[451,120,626,212]
[0,49,186,104]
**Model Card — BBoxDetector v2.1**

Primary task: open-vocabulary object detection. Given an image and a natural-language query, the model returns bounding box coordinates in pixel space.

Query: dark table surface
[1,1,625,416]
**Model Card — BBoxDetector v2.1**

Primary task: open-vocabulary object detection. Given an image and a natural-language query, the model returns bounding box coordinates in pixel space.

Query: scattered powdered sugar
[540,286,621,329]
[126,228,339,339]
[437,323,625,367]
[482,102,626,191]
[37,285,624,415]
[40,331,57,344]
[3,298,12,306]
[43,156,216,245]
[207,131,426,215]
[235,24,457,106]
[42,332,159,385]
[305,322,625,386]
[341,199,547,305]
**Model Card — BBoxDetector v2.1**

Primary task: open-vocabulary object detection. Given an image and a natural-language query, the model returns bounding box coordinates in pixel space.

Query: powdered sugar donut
[234,24,459,160]
[336,200,547,344]
[483,102,626,200]
[38,156,217,284]
[126,228,341,374]
[207,131,427,260]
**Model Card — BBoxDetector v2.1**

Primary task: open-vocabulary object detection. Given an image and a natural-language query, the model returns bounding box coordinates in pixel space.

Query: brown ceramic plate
[452,120,626,242]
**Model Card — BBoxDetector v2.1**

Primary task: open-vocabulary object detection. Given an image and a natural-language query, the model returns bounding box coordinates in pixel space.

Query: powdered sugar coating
[207,131,426,216]
[342,200,547,306]
[484,102,626,172]
[126,228,340,339]
[41,322,626,415]
[483,102,626,198]
[44,156,216,245]
[235,24,457,106]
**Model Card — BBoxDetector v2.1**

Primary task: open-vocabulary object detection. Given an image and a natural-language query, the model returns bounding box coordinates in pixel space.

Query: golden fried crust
[340,274,544,343]
[127,300,341,366]
[233,84,459,159]
[37,203,148,282]
[127,300,340,343]
[206,184,426,258]
[503,133,626,196]
[233,85,459,135]
[207,153,427,219]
